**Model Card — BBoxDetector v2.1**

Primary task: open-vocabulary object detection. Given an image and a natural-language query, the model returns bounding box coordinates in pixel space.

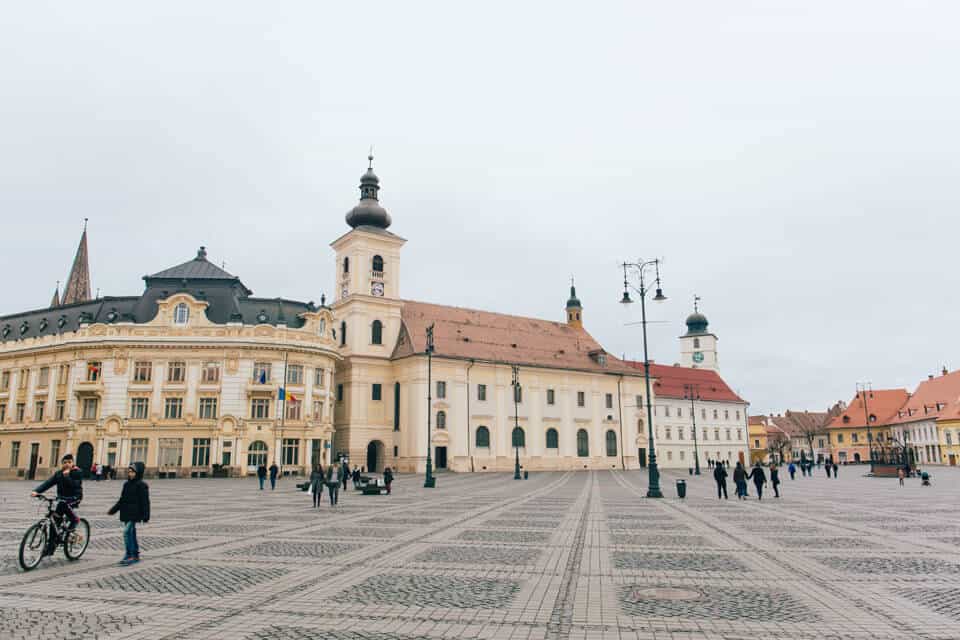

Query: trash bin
[523,471,529,480]
[676,479,687,499]
[688,468,693,475]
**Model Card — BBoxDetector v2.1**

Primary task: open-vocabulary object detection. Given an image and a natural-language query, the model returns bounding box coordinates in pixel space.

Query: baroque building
[0,236,338,479]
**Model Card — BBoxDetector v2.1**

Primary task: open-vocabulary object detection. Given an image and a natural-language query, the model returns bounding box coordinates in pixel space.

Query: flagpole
[280,350,288,477]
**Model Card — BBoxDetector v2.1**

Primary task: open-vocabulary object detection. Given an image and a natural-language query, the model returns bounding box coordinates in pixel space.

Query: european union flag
[279,387,285,401]
[259,370,266,384]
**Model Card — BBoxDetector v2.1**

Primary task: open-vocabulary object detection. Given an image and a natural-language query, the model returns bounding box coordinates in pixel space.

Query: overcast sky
[2,2,957,414]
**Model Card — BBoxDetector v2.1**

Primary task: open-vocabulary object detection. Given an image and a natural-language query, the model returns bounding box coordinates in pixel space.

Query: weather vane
[693,294,701,313]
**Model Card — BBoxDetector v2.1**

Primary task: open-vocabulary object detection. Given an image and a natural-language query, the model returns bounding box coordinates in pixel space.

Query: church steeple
[50,281,60,308]
[565,277,583,328]
[61,219,92,305]
[345,153,392,229]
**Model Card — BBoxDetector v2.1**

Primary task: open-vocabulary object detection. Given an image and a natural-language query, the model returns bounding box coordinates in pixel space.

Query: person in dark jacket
[257,464,267,490]
[383,467,394,495]
[351,466,361,489]
[341,461,350,490]
[309,464,325,508]
[732,462,747,499]
[269,462,279,490]
[107,462,150,565]
[32,454,83,531]
[748,462,767,500]
[832,462,839,478]
[770,464,781,498]
[713,461,728,499]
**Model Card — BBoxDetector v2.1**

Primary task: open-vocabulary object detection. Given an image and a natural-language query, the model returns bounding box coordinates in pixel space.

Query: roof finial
[83,217,88,233]
[368,145,374,170]
[693,294,701,313]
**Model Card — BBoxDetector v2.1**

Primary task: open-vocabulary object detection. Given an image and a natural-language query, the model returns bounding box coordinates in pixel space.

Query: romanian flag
[280,388,297,403]
[88,364,100,374]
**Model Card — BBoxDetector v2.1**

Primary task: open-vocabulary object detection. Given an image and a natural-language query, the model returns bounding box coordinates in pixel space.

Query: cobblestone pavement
[1,466,960,639]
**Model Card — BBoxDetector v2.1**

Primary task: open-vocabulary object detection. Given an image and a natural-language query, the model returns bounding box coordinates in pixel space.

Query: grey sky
[2,2,958,414]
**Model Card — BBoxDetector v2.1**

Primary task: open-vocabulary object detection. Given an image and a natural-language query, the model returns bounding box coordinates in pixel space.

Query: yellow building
[937,400,960,466]
[748,416,767,464]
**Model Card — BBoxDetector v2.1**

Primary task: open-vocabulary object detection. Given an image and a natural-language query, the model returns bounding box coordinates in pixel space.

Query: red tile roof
[827,389,909,429]
[626,361,745,403]
[393,300,641,375]
[888,369,960,425]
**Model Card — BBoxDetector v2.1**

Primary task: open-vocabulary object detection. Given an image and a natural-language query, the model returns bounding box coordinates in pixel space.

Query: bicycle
[18,495,91,571]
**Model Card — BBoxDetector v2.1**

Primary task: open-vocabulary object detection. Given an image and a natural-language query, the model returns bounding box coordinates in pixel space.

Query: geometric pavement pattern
[1,467,959,639]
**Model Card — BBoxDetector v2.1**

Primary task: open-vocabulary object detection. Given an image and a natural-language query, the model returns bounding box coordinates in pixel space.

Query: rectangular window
[16,403,25,422]
[714,428,720,441]
[665,427,672,440]
[547,389,555,405]
[605,393,613,409]
[852,433,859,443]
[577,391,585,407]
[665,406,671,417]
[133,361,152,383]
[167,361,186,383]
[678,428,684,440]
[130,397,150,420]
[702,428,708,441]
[0,403,7,421]
[0,370,9,390]
[19,369,28,389]
[55,399,65,421]
[253,362,271,383]
[337,384,344,402]
[57,364,70,386]
[191,438,211,466]
[667,450,672,461]
[82,399,99,420]
[86,361,101,382]
[285,399,301,420]
[282,438,299,465]
[250,398,271,419]
[50,440,61,464]
[199,397,218,420]
[818,438,825,448]
[837,434,844,443]
[201,362,220,384]
[737,429,743,440]
[724,410,730,420]
[131,438,148,463]
[372,383,382,401]
[701,408,706,419]
[736,410,741,420]
[478,384,487,401]
[678,407,683,418]
[163,397,183,419]
[635,394,643,408]
[10,441,20,467]
[286,364,304,385]
[713,409,719,419]
[34,401,45,422]
[726,428,731,441]
[38,367,49,388]
[436,381,446,399]
[754,439,760,448]
[314,368,324,386]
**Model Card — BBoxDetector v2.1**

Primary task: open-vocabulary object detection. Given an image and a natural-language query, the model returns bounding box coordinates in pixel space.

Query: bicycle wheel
[18,522,47,571]
[64,519,90,561]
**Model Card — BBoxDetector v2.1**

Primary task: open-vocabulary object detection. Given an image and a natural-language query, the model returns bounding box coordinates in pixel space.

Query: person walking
[106,462,150,566]
[733,462,747,499]
[310,463,325,508]
[351,466,361,490]
[832,462,839,478]
[898,466,906,487]
[825,461,832,478]
[269,462,279,490]
[341,462,350,491]
[748,462,767,500]
[713,460,728,499]
[257,463,267,490]
[770,464,781,498]
[788,462,796,480]
[325,462,341,506]
[383,467,394,495]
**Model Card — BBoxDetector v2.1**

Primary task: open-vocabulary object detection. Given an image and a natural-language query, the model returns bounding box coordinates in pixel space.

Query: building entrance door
[637,448,646,467]
[435,446,447,469]
[77,442,94,477]
[28,443,40,480]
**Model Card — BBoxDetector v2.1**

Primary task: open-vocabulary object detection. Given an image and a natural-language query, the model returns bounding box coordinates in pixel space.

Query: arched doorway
[247,440,268,468]
[366,440,384,473]
[76,442,94,477]
[854,452,861,463]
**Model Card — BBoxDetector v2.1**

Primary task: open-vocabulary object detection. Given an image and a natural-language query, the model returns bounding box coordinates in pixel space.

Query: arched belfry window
[372,320,383,345]
[174,303,189,325]
[372,255,384,274]
[343,257,350,273]
[476,426,490,448]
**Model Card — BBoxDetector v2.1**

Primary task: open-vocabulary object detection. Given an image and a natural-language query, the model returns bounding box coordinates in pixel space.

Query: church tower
[679,297,719,370]
[565,279,583,328]
[61,219,92,305]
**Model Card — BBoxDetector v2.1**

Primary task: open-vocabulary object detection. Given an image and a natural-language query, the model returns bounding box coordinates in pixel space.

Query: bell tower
[565,278,583,328]
[679,296,719,370]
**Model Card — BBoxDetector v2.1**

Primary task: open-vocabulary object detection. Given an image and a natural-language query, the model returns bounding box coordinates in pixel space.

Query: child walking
[107,462,151,565]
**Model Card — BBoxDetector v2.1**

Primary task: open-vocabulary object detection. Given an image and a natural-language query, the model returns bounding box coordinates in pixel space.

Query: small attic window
[842,415,850,424]
[597,353,607,366]
[462,336,470,342]
[39,319,48,331]
[511,343,517,348]
[57,316,67,329]
[174,303,189,325]
[869,414,877,422]
[19,322,29,335]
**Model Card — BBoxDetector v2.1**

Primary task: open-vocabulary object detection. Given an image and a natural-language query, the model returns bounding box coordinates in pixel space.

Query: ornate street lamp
[512,365,521,480]
[619,258,667,498]
[684,383,701,475]
[424,324,436,488]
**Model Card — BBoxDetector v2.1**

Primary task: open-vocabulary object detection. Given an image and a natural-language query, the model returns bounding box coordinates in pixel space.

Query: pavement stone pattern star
[1,468,959,639]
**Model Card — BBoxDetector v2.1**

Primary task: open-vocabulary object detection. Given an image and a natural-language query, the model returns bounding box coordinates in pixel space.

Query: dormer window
[174,303,189,325]
[842,415,850,424]
[105,309,119,323]
[57,316,67,329]
[256,311,269,324]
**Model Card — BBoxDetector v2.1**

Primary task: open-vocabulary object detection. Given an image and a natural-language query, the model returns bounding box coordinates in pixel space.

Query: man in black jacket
[107,462,150,565]
[32,454,83,531]
[713,460,728,499]
[748,462,768,501]
[269,462,279,490]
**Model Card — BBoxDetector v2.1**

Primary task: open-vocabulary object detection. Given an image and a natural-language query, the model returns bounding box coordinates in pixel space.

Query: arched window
[247,440,268,467]
[372,255,384,274]
[693,337,700,348]
[606,430,617,457]
[436,410,446,429]
[476,426,490,448]
[174,303,189,325]
[371,320,383,345]
[343,257,349,273]
[340,321,346,347]
[577,429,589,457]
[512,426,525,448]
[546,428,559,449]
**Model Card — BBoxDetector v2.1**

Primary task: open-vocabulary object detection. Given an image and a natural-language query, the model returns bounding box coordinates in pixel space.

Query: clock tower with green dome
[679,296,719,370]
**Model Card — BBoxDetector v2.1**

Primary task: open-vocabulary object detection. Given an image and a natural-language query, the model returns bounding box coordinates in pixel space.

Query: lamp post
[684,383,701,475]
[512,365,522,480]
[424,324,436,488]
[856,382,874,473]
[619,258,667,498]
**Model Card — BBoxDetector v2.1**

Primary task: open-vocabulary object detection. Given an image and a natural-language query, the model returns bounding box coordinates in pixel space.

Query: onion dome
[566,283,582,309]
[684,311,709,336]
[345,154,392,229]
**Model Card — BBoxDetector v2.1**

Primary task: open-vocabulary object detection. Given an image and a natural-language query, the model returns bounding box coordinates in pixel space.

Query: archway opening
[366,440,385,473]
[76,442,94,477]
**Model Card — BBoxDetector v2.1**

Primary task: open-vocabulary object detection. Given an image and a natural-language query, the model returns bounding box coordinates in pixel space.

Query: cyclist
[31,453,83,531]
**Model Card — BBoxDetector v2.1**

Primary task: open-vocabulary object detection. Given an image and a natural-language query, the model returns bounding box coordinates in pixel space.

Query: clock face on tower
[692,351,704,363]
[371,282,384,297]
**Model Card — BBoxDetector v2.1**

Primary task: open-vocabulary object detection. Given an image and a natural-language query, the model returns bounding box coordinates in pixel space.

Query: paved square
[1,468,959,639]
